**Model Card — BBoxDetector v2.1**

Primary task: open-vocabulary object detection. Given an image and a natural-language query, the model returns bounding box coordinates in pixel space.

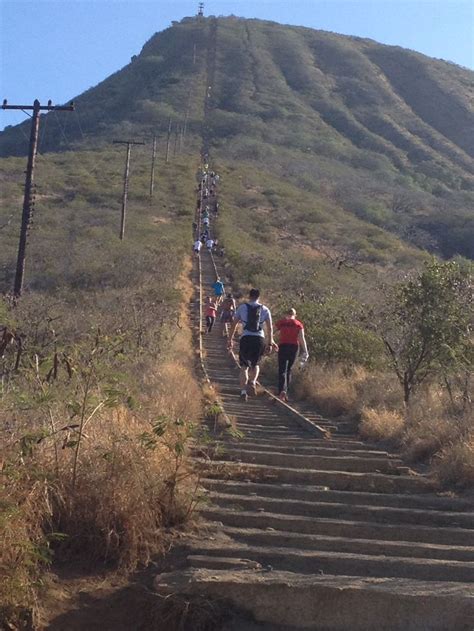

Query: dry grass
[294,362,474,489]
[434,432,474,490]
[293,364,360,418]
[359,407,405,443]
[1,359,202,628]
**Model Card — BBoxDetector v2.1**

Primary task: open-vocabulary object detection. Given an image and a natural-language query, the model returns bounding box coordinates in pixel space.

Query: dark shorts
[239,335,266,368]
[220,310,234,323]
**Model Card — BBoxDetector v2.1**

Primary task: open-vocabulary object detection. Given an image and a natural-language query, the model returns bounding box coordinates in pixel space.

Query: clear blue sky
[1,0,473,131]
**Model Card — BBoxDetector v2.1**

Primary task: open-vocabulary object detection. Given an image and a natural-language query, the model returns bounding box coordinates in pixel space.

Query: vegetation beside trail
[0,148,203,627]
[215,176,473,487]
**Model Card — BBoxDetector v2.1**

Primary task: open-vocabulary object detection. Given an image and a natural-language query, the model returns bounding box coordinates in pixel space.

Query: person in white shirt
[227,288,277,401]
[193,239,202,255]
[206,238,214,252]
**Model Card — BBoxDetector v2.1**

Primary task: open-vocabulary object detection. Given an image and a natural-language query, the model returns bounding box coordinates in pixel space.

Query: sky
[0,0,473,131]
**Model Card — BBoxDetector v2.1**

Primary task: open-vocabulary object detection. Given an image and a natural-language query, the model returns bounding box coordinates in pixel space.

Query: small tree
[380,260,472,404]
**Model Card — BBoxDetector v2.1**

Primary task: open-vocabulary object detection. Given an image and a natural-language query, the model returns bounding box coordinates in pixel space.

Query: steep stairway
[157,251,474,631]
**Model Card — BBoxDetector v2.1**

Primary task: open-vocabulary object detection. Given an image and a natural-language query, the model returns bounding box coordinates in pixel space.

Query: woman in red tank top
[275,308,309,400]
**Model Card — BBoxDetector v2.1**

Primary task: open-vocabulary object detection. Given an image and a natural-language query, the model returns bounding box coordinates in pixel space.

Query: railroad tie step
[155,568,474,631]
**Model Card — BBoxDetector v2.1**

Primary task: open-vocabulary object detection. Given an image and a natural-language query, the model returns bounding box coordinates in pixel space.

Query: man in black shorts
[227,288,278,401]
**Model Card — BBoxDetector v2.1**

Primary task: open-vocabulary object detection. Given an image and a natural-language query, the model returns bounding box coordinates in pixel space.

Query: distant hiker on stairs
[227,288,278,401]
[212,276,225,305]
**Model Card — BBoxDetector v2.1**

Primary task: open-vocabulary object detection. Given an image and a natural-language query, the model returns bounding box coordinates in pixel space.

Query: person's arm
[264,310,278,350]
[298,328,309,360]
[227,315,241,349]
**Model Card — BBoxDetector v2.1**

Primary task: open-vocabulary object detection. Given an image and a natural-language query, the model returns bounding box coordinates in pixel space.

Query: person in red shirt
[275,308,309,401]
[204,297,217,333]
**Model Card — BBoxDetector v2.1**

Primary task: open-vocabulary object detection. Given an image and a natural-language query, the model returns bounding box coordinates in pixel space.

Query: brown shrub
[359,406,405,443]
[293,364,359,418]
[434,433,474,489]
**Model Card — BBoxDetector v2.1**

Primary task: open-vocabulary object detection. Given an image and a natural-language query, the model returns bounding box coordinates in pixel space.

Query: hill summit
[1,16,473,258]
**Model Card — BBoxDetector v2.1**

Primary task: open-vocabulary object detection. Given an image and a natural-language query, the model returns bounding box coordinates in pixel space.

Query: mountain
[1,15,473,268]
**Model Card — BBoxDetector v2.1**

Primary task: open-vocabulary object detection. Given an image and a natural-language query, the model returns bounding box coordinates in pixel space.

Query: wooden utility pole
[112,139,145,240]
[183,109,189,147]
[173,124,180,157]
[1,99,74,298]
[165,118,172,163]
[149,134,157,201]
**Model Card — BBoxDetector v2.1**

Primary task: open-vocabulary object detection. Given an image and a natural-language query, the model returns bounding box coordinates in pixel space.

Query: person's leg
[277,349,288,395]
[247,337,265,395]
[239,367,249,390]
[238,337,251,400]
[208,316,215,332]
[205,315,212,332]
[285,346,298,393]
[248,365,260,395]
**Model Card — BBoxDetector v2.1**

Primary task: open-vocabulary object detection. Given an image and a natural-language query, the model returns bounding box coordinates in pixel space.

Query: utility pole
[1,99,74,298]
[149,134,157,201]
[173,124,180,157]
[198,2,204,17]
[193,43,197,64]
[183,108,189,147]
[165,118,172,163]
[112,139,145,240]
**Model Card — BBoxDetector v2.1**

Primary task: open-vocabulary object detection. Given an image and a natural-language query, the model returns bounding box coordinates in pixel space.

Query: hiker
[212,277,225,305]
[220,293,236,336]
[204,297,217,333]
[227,289,278,401]
[275,308,309,401]
[203,216,210,228]
[193,239,202,255]
[192,221,198,235]
[206,237,214,252]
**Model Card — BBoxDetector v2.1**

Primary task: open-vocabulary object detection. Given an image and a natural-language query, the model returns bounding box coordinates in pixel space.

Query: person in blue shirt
[212,277,225,305]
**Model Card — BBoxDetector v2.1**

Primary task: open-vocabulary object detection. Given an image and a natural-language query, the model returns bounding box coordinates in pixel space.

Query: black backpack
[244,304,262,332]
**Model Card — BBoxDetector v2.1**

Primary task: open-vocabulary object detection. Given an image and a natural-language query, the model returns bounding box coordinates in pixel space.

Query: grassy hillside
[1,16,472,258]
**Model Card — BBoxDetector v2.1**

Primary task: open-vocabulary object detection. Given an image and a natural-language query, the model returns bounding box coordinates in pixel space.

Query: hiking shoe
[279,391,288,402]
[247,382,257,396]
[240,391,248,402]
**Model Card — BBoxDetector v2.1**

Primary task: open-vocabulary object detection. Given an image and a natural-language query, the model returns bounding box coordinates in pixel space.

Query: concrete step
[206,491,474,529]
[186,541,474,582]
[197,459,435,493]
[156,568,474,631]
[201,447,403,474]
[201,507,474,546]
[217,526,474,562]
[202,479,474,512]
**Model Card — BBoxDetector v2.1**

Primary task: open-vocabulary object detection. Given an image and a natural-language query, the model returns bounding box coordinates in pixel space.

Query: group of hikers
[194,163,309,402]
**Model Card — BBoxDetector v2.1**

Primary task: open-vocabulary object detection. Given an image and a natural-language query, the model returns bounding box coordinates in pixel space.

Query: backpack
[244,303,262,332]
